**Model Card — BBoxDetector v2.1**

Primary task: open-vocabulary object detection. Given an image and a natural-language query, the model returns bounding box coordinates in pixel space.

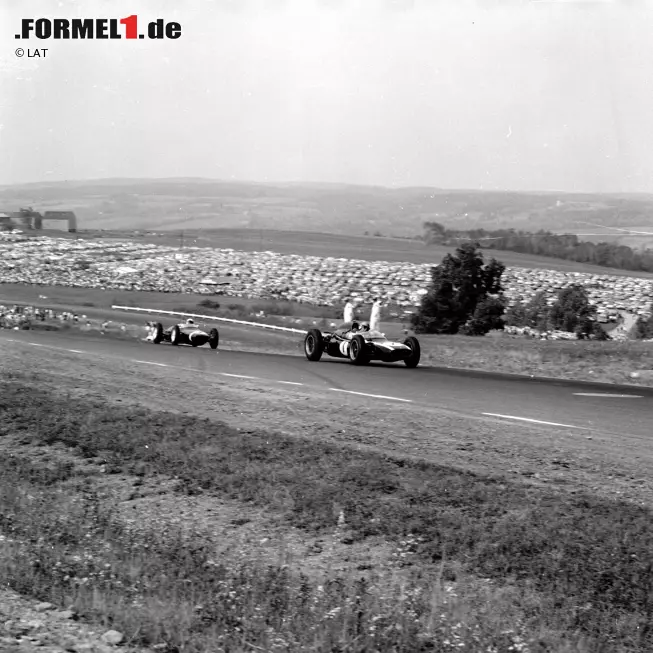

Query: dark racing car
[148,319,219,349]
[303,320,420,367]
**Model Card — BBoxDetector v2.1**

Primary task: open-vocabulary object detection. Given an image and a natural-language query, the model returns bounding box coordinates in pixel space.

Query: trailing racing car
[148,319,219,349]
[303,321,420,367]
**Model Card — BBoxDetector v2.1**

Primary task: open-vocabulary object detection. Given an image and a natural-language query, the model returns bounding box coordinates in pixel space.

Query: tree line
[423,222,653,274]
[411,242,653,340]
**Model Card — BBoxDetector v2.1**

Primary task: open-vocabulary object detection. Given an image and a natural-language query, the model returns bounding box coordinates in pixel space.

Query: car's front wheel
[170,325,181,346]
[349,334,369,365]
[304,328,324,361]
[208,328,219,350]
[151,322,164,344]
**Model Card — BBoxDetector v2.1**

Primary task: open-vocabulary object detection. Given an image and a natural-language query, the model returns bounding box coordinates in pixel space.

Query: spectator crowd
[0,303,83,329]
[1,231,652,324]
[0,302,140,337]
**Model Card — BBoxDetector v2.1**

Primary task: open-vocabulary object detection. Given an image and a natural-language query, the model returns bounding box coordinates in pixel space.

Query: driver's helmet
[359,321,370,332]
[186,318,195,326]
[351,320,360,331]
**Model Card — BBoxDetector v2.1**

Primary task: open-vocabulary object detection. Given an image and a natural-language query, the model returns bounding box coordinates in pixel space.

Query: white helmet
[186,318,195,325]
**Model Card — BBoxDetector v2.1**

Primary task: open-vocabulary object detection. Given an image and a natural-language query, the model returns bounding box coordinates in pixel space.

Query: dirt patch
[0,431,400,586]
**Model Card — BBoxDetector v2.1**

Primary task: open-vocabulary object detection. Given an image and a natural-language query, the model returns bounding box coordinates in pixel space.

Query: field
[3,177,653,248]
[3,341,653,652]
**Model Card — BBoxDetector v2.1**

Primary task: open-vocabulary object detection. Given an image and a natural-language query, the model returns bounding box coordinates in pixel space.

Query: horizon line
[1,176,652,198]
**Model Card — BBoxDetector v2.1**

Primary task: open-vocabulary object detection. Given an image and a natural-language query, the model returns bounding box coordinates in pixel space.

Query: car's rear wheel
[151,322,164,344]
[304,328,324,361]
[349,334,369,365]
[403,336,421,368]
[208,328,219,350]
[170,325,181,346]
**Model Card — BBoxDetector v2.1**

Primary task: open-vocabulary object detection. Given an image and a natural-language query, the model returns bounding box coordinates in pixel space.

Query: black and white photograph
[1,0,653,651]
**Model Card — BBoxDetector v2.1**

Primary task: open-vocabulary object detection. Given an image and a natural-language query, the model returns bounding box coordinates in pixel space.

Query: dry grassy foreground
[2,343,653,651]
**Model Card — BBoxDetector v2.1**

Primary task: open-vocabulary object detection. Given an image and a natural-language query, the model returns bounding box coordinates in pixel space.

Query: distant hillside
[1,178,652,248]
[423,224,653,274]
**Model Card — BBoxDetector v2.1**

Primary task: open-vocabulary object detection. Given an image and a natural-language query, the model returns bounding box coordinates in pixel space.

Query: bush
[198,299,221,310]
[503,301,527,327]
[460,296,506,336]
[548,284,597,335]
[634,304,653,340]
[524,292,552,330]
[504,288,607,338]
[29,323,64,332]
[251,302,288,316]
[590,323,611,340]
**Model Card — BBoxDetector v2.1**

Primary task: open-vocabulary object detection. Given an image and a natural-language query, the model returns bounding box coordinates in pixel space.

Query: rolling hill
[1,178,653,249]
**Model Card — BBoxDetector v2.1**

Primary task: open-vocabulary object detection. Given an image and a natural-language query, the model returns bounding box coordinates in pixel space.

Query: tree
[460,296,507,335]
[589,322,611,341]
[503,292,551,329]
[548,284,597,337]
[634,304,653,340]
[411,242,506,335]
[503,301,528,327]
[418,224,653,274]
[524,291,552,330]
[423,221,447,244]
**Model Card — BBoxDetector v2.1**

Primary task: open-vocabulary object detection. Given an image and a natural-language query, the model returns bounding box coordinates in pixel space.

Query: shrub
[634,304,653,340]
[198,299,221,310]
[548,284,598,337]
[460,296,506,336]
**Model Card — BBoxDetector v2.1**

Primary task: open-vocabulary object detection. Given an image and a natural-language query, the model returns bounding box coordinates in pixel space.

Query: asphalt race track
[1,328,652,439]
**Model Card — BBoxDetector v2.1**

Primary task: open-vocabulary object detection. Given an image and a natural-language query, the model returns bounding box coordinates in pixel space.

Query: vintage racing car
[303,321,420,367]
[148,319,220,349]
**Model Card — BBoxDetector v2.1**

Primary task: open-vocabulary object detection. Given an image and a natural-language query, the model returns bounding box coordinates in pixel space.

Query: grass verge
[419,332,653,386]
[2,373,653,651]
[3,282,653,387]
[22,314,653,388]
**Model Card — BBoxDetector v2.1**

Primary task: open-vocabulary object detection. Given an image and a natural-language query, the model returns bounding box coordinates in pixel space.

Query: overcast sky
[2,0,653,193]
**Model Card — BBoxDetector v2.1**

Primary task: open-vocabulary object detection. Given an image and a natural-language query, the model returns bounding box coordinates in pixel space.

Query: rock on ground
[0,589,152,653]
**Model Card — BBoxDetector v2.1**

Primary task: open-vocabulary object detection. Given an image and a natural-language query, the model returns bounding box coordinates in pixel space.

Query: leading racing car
[148,319,220,349]
[303,321,420,367]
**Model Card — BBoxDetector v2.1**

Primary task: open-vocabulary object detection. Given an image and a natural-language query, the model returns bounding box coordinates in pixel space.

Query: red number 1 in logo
[120,15,138,39]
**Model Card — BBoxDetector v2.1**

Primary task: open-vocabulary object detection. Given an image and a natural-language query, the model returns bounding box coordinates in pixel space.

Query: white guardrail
[111,305,307,334]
